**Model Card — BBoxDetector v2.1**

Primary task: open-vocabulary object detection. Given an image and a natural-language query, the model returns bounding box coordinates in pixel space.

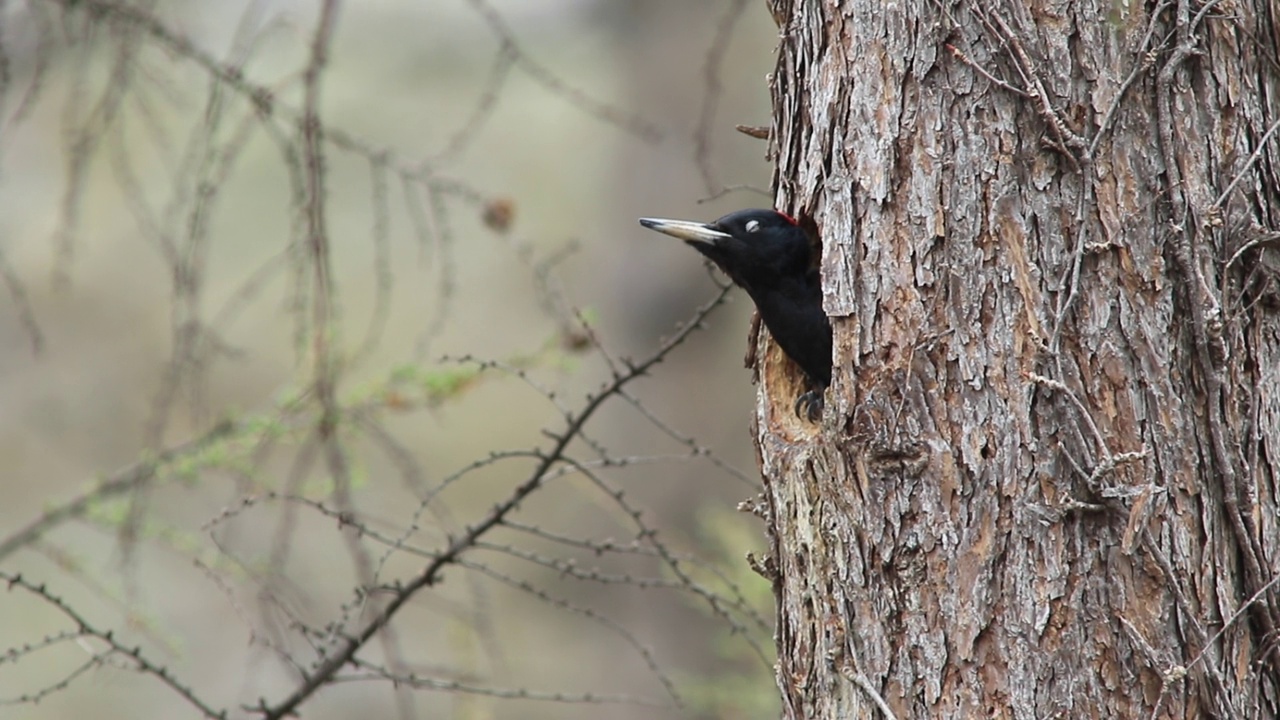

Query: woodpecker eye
[745,220,760,233]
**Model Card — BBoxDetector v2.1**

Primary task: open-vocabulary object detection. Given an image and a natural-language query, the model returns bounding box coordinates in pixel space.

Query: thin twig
[0,420,239,561]
[255,287,731,719]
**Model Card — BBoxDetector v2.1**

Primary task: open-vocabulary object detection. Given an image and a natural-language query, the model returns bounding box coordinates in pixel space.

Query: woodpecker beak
[638,217,733,244]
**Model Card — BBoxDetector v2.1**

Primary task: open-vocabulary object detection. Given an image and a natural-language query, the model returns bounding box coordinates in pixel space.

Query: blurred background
[0,1,782,718]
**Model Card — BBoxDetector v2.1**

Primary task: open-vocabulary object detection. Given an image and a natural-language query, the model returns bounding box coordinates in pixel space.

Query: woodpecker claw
[794,389,824,423]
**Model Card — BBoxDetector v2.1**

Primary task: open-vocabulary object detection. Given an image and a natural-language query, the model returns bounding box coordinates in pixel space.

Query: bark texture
[751,0,1280,717]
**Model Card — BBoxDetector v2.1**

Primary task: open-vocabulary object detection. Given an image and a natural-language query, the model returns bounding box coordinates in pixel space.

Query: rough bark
[751,0,1280,717]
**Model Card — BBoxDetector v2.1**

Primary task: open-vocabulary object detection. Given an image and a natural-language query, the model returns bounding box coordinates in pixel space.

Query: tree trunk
[752,0,1280,717]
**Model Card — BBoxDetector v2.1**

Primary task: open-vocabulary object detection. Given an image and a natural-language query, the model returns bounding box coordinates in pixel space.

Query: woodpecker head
[639,207,832,410]
[638,209,810,291]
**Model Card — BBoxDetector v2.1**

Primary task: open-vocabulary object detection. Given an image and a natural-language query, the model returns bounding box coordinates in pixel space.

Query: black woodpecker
[638,209,832,421]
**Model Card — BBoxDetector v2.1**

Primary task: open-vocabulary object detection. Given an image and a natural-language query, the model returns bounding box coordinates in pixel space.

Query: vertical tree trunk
[753,0,1280,716]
